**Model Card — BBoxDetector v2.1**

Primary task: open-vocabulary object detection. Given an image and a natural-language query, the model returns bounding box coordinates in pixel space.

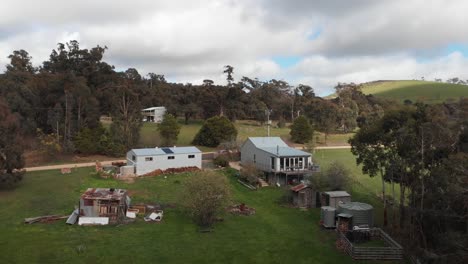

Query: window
[168,156,175,160]
[254,154,256,163]
[188,155,195,159]
[145,157,153,161]
[132,155,136,161]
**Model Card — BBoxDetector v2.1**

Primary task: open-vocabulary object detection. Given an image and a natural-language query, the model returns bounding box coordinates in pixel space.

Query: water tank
[120,165,135,177]
[321,206,336,228]
[338,202,374,227]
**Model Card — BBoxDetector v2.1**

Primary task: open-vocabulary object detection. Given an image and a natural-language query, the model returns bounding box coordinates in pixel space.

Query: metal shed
[321,191,351,208]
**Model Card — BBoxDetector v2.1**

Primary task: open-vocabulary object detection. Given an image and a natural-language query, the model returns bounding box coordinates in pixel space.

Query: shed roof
[130,146,201,156]
[142,106,166,111]
[324,191,351,198]
[291,183,309,192]
[81,188,127,200]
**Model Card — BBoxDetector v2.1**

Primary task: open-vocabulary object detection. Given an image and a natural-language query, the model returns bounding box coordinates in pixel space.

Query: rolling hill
[360,80,468,103]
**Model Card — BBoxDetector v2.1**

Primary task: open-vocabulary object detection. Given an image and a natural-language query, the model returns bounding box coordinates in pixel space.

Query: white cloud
[0,0,468,96]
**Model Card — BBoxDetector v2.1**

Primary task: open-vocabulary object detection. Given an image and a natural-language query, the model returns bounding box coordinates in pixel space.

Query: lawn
[361,80,468,104]
[0,168,353,264]
[1,149,402,263]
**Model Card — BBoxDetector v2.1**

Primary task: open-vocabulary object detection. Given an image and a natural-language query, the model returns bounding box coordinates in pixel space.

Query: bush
[0,171,24,189]
[290,116,314,144]
[213,155,229,167]
[277,117,286,128]
[158,114,181,146]
[179,171,231,227]
[240,163,262,186]
[192,116,237,147]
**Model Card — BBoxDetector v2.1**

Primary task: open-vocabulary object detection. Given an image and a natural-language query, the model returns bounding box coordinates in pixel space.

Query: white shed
[126,146,202,176]
[141,106,166,123]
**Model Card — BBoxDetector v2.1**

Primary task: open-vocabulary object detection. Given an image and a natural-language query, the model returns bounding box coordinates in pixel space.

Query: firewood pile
[142,166,200,177]
[227,203,256,216]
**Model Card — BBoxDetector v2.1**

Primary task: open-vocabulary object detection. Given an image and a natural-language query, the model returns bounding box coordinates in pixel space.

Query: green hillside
[361,80,468,103]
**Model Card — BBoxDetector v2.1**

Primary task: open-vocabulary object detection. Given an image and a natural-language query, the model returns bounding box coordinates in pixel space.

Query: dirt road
[24,146,350,172]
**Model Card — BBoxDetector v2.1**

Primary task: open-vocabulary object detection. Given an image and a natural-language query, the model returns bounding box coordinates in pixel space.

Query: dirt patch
[24,150,122,167]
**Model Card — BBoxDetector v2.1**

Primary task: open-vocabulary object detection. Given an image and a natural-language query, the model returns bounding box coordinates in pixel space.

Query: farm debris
[228,203,256,216]
[126,209,139,219]
[78,217,109,226]
[66,209,79,225]
[141,166,200,177]
[112,161,126,167]
[24,215,68,224]
[61,168,72,174]
[144,210,164,222]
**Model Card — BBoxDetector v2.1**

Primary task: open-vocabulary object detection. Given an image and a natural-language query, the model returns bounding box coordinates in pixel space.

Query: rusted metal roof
[290,183,309,192]
[81,188,127,200]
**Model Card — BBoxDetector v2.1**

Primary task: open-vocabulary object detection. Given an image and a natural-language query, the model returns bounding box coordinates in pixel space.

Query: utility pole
[266,109,272,137]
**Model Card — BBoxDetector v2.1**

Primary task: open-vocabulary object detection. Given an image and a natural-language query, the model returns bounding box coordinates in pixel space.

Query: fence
[338,228,403,261]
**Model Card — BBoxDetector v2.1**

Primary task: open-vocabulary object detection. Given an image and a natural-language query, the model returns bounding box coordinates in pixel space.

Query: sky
[1,0,468,95]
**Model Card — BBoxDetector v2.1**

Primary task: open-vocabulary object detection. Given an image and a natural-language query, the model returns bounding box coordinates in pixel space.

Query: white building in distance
[125,146,202,176]
[141,106,166,123]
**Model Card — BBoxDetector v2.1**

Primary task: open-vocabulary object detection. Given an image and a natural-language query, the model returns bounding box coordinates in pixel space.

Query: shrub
[290,116,314,144]
[213,155,229,167]
[179,171,231,227]
[192,116,237,147]
[240,163,262,186]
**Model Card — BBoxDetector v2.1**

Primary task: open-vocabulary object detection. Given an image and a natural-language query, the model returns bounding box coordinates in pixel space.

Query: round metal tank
[320,206,336,228]
[338,202,374,227]
[120,165,135,176]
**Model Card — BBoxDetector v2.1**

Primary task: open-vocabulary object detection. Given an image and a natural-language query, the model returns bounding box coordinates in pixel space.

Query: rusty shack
[291,183,317,208]
[79,188,130,225]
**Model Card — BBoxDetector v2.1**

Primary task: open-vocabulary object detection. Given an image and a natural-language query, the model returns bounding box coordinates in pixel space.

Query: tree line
[0,40,391,152]
[350,100,468,262]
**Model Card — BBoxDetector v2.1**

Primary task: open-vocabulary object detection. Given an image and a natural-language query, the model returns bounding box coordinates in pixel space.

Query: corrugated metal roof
[142,106,166,111]
[260,147,310,157]
[248,137,288,148]
[324,191,351,198]
[131,146,201,156]
[291,183,309,192]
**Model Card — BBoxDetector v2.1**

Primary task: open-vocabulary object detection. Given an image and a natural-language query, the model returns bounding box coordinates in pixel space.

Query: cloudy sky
[1,0,467,95]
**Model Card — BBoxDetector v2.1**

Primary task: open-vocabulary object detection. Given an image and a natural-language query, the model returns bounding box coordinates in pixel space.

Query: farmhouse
[240,137,317,185]
[141,106,166,123]
[126,146,202,176]
[78,188,130,225]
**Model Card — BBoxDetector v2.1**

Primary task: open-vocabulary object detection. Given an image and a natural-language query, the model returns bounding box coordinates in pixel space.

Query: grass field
[139,119,352,151]
[361,80,468,103]
[0,149,396,263]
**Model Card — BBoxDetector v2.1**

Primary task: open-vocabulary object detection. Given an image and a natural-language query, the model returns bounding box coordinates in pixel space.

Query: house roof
[291,183,310,192]
[260,147,310,157]
[248,137,288,148]
[245,137,311,157]
[130,146,201,156]
[324,191,351,198]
